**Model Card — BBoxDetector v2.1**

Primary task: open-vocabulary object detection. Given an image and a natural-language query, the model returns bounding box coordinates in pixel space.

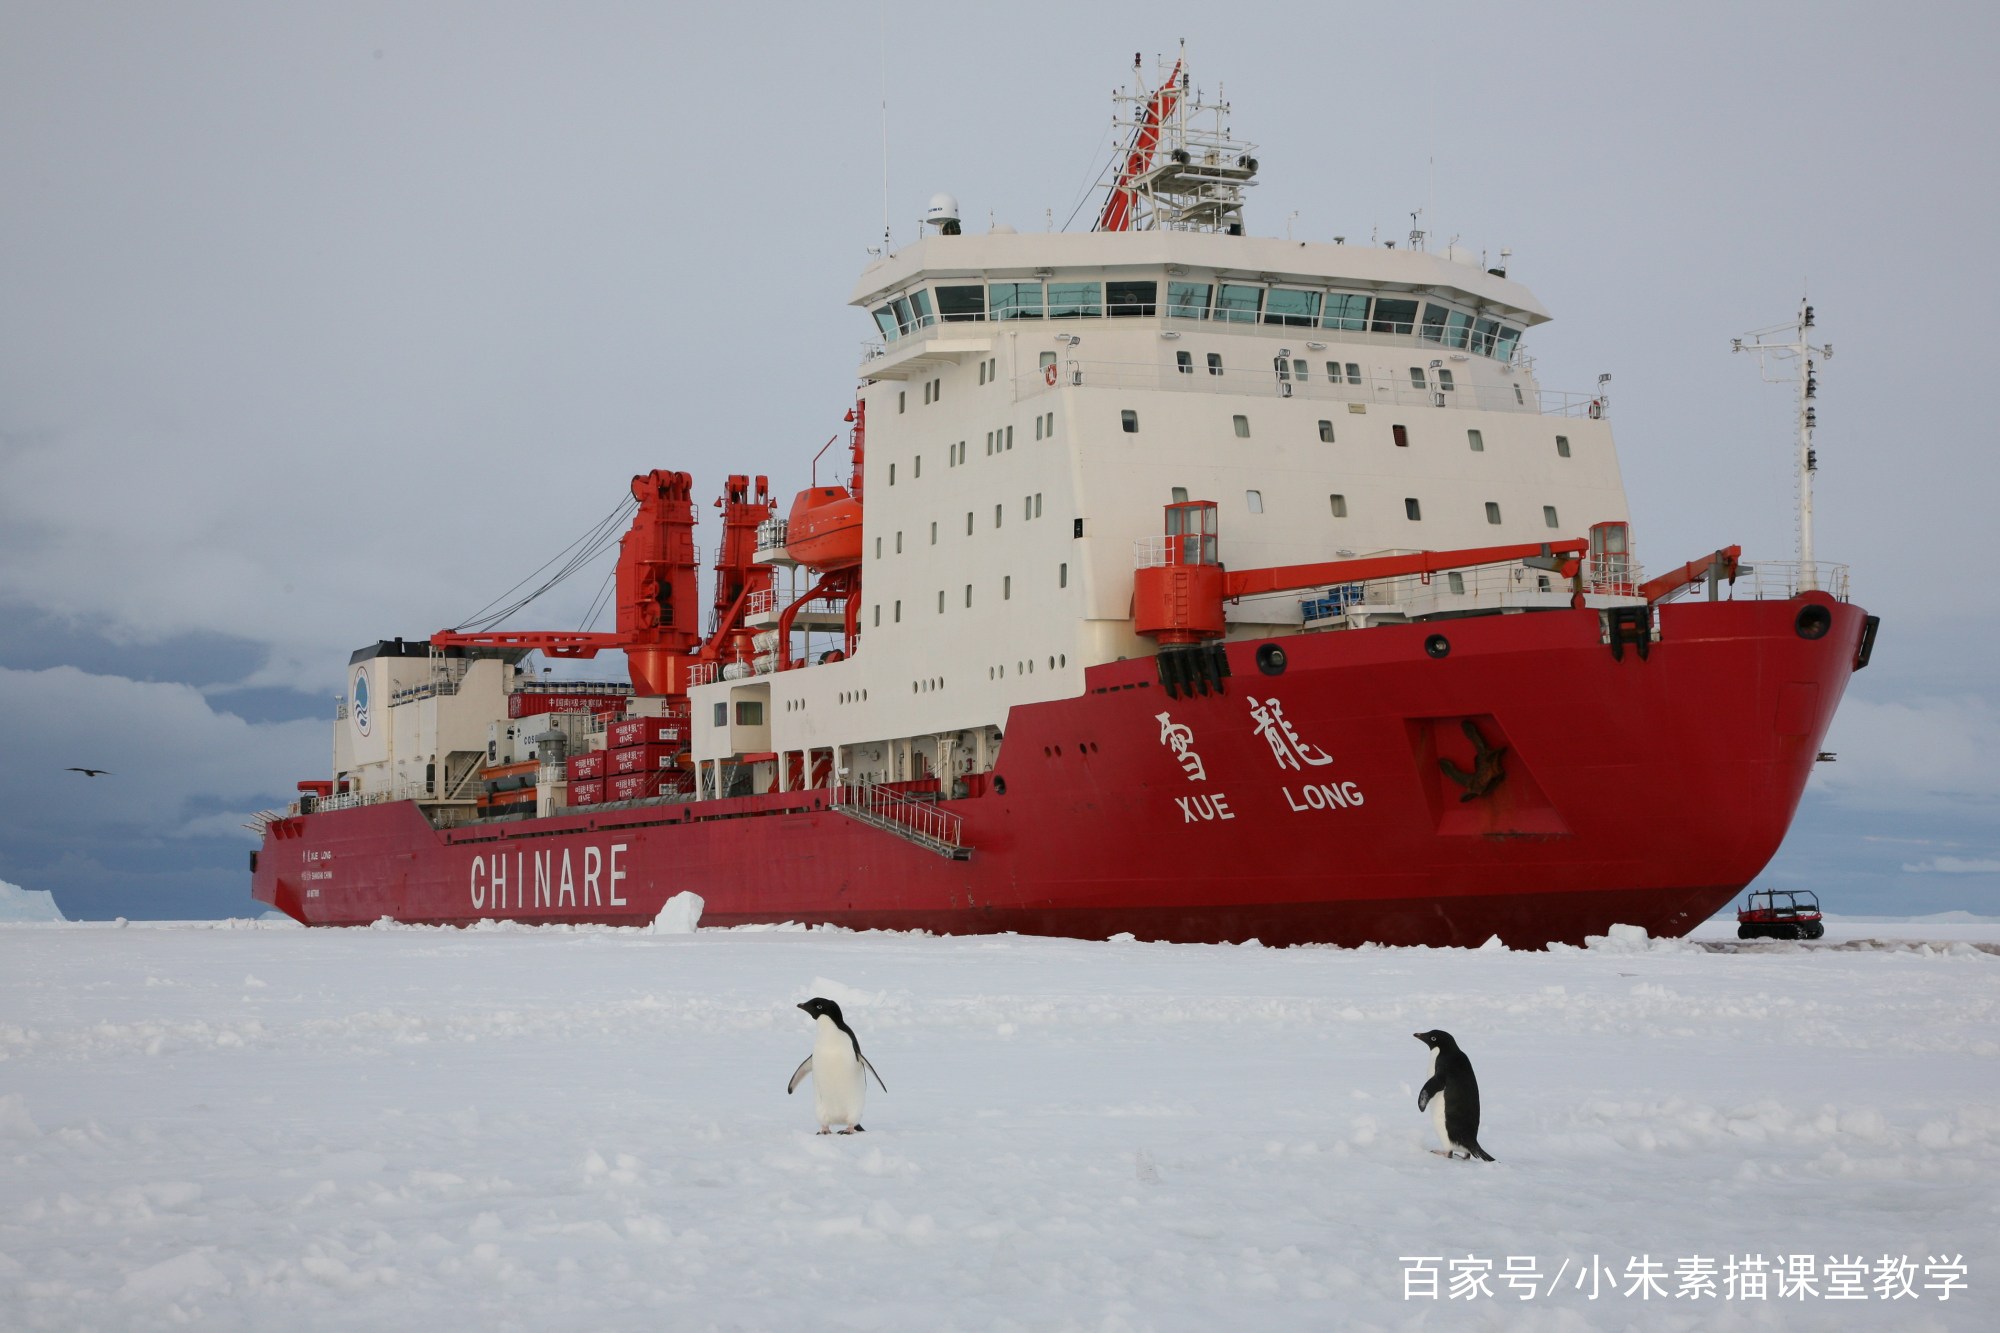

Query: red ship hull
[253,594,1867,948]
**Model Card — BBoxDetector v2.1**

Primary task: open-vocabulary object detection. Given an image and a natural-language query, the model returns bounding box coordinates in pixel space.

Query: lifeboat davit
[784,485,862,571]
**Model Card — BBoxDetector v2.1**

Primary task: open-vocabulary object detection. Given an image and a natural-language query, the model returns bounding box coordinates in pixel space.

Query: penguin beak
[797,1002,810,1013]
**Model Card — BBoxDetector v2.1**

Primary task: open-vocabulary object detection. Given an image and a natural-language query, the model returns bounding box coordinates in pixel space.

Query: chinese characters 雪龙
[1248,696,1367,813]
[1155,711,1234,824]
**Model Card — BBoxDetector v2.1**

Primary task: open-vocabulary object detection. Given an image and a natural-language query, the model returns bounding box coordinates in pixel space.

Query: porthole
[1255,643,1287,676]
[1424,634,1451,659]
[1795,604,1833,640]
[993,776,1007,795]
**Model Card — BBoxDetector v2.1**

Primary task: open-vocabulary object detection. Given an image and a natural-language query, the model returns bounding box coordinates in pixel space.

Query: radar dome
[925,193,961,234]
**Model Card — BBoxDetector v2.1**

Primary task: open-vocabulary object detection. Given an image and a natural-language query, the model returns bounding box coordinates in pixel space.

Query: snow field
[0,919,1994,1330]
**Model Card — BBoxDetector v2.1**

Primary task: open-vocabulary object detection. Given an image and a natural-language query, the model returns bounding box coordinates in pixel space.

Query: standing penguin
[788,997,888,1134]
[1413,1030,1495,1161]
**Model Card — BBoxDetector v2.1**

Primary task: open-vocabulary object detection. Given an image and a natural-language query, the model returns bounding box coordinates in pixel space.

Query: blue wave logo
[352,668,372,737]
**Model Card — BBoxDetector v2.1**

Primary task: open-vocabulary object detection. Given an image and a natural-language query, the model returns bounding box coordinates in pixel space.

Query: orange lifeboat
[784,485,863,571]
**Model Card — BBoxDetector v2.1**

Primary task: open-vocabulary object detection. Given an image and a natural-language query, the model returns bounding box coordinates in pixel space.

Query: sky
[2,1,1996,920]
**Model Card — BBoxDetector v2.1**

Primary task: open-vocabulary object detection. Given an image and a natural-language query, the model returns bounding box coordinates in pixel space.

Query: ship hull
[254,594,1867,948]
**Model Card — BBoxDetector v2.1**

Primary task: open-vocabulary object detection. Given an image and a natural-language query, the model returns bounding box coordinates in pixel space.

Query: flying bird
[65,767,113,777]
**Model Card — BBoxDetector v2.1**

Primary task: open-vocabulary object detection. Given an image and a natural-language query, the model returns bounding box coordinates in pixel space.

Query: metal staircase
[831,781,970,859]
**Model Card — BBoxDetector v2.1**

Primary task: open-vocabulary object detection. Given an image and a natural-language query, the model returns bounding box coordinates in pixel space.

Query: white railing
[1132,534,1215,569]
[1013,357,1591,417]
[756,517,788,552]
[1719,560,1850,603]
[688,661,719,687]
[831,780,965,854]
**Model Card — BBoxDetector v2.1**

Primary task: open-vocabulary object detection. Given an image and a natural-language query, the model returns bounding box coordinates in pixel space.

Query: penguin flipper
[1417,1073,1445,1112]
[787,1055,813,1094]
[862,1055,888,1094]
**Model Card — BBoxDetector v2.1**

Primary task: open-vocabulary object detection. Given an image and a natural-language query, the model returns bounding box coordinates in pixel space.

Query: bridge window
[1544,505,1560,528]
[873,305,899,342]
[1167,281,1212,319]
[1486,502,1502,524]
[1495,325,1521,360]
[1329,494,1348,517]
[1318,420,1335,443]
[1556,435,1571,458]
[1420,304,1450,343]
[1405,497,1422,521]
[990,282,1044,320]
[1467,429,1484,451]
[1107,280,1157,316]
[909,290,934,329]
[1322,293,1370,331]
[1472,317,1500,355]
[1176,350,1193,374]
[1447,310,1475,349]
[1048,281,1102,318]
[1216,284,1263,323]
[1264,288,1321,327]
[937,284,984,322]
[1371,299,1419,335]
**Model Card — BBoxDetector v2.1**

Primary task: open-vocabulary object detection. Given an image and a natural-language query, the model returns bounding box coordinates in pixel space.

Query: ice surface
[0,877,65,922]
[0,917,1993,1329]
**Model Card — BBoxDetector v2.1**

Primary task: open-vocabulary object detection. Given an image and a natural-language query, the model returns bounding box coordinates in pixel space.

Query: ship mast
[1094,44,1256,235]
[1734,299,1832,591]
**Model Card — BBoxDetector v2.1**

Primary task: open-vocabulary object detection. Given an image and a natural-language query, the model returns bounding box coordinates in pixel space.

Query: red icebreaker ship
[251,55,1875,947]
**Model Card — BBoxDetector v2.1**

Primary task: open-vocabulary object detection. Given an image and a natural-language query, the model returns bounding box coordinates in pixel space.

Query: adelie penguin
[1413,1030,1495,1161]
[789,998,888,1134]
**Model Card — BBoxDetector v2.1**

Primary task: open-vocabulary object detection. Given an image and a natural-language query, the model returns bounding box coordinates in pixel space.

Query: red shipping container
[612,741,684,774]
[569,779,605,807]
[608,771,661,802]
[567,751,606,781]
[608,717,686,748]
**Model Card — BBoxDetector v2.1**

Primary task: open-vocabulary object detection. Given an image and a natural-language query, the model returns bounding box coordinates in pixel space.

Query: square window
[992,281,1045,321]
[1171,486,1189,502]
[1448,571,1465,594]
[1485,501,1502,524]
[937,284,985,323]
[713,702,727,727]
[1437,368,1454,391]
[1293,358,1308,381]
[1166,281,1212,319]
[1371,298,1419,334]
[1556,435,1571,458]
[1216,283,1263,323]
[1232,415,1250,438]
[1405,497,1422,521]
[1325,361,1342,384]
[1393,424,1409,448]
[1176,350,1193,374]
[1329,494,1347,518]
[1408,366,1427,390]
[735,701,763,726]
[1263,288,1321,327]
[1106,279,1157,316]
[1318,420,1335,443]
[1207,353,1223,376]
[1346,362,1361,382]
[1544,505,1560,528]
[1322,293,1370,331]
[1246,489,1263,513]
[1121,409,1138,433]
[1467,428,1484,452]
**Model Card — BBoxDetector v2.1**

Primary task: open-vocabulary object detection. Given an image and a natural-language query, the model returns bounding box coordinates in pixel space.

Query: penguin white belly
[810,1021,866,1129]
[1427,1048,1453,1151]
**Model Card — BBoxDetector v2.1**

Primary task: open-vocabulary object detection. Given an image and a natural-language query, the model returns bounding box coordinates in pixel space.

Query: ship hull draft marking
[250,54,1871,950]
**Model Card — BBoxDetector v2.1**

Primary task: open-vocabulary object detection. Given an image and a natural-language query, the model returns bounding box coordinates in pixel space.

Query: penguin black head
[1413,1029,1460,1052]
[798,997,845,1025]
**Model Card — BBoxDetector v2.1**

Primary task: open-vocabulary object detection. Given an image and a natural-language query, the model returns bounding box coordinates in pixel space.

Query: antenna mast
[1733,298,1832,591]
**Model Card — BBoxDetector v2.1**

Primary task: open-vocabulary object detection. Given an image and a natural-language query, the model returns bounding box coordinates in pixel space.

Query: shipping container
[567,751,606,781]
[611,741,688,774]
[568,779,605,807]
[607,717,687,748]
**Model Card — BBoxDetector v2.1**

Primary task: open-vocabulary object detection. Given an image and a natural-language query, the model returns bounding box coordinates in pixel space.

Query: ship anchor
[1438,719,1508,802]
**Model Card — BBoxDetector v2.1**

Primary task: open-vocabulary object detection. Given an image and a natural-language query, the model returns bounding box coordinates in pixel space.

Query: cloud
[1900,857,2000,875]
[1810,695,2000,813]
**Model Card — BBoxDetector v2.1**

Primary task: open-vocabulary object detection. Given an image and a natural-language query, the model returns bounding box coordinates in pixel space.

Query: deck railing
[831,780,966,857]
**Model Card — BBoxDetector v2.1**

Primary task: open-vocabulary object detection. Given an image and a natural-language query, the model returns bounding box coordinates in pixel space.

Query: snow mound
[1572,922,1701,955]
[0,877,65,922]
[652,891,704,934]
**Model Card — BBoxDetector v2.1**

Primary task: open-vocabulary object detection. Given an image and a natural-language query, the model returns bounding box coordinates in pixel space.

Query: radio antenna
[879,2,891,250]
